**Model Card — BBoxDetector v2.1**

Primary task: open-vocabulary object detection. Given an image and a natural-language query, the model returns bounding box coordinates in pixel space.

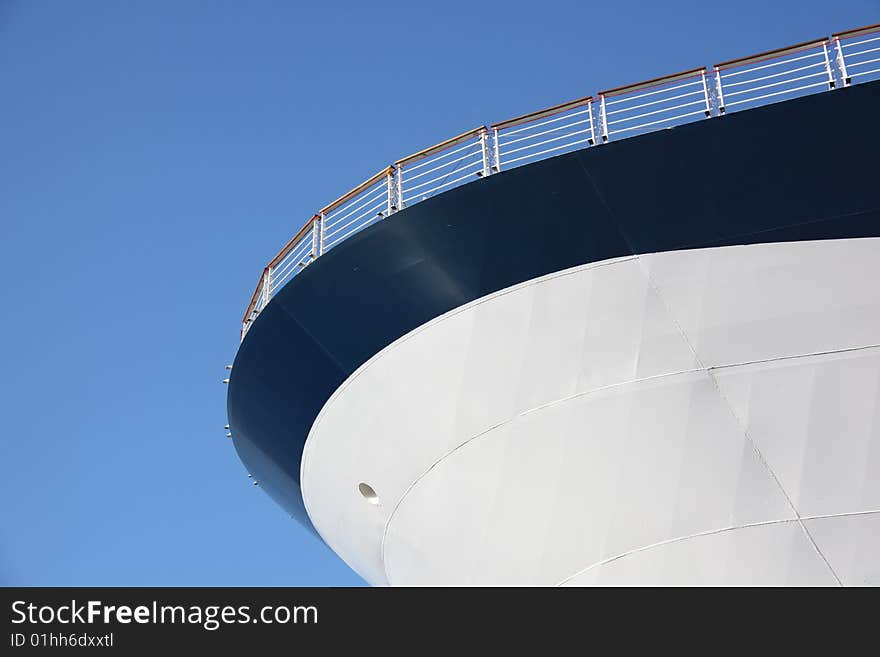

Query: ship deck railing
[240,22,880,340]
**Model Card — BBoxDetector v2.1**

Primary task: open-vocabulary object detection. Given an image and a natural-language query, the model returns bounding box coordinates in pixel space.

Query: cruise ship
[225,24,880,586]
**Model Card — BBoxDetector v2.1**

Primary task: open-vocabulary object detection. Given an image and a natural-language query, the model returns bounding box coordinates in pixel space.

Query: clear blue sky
[1,1,877,586]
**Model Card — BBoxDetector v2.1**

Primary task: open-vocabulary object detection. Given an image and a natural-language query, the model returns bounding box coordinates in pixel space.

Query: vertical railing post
[599,95,609,142]
[479,129,491,177]
[834,37,851,86]
[587,100,596,145]
[821,41,836,89]
[713,67,726,114]
[310,215,321,259]
[493,127,502,172]
[700,70,712,116]
[319,212,326,254]
[396,164,405,210]
[261,267,271,309]
[386,167,396,214]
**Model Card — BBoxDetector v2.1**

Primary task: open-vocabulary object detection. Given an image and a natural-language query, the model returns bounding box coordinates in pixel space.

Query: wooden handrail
[833,22,880,40]
[320,166,393,216]
[599,67,705,98]
[492,96,592,131]
[714,38,828,71]
[395,127,486,167]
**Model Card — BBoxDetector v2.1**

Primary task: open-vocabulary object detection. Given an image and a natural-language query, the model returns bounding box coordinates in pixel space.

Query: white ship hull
[301,238,880,585]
